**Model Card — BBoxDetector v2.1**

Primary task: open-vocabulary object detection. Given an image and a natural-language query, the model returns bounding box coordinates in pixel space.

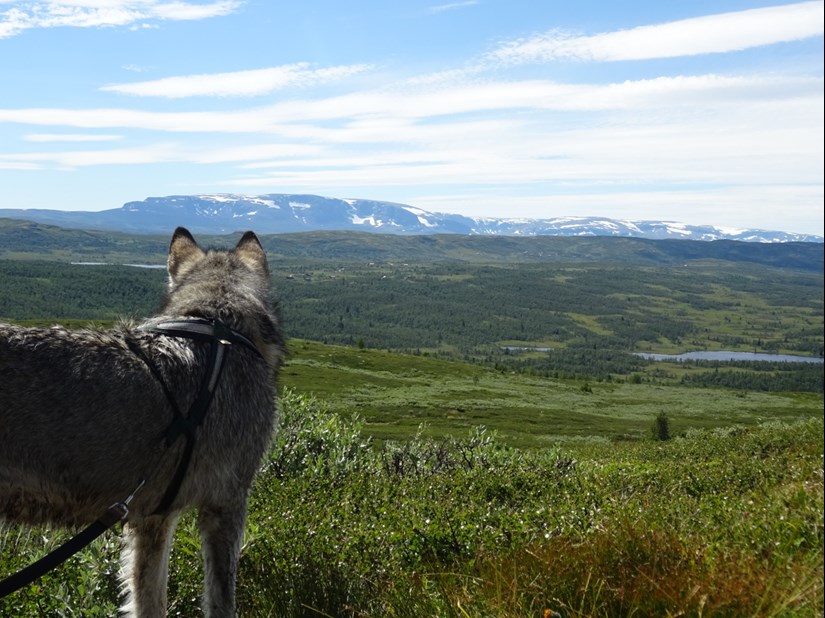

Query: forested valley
[1,227,822,393]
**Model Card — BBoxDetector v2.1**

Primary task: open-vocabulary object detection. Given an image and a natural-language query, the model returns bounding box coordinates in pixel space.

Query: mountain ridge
[1,218,822,273]
[0,193,820,243]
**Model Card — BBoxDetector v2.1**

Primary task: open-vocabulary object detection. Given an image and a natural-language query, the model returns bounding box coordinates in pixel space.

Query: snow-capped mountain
[0,193,820,242]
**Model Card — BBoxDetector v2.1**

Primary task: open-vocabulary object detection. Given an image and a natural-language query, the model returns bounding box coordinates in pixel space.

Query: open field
[282,340,822,448]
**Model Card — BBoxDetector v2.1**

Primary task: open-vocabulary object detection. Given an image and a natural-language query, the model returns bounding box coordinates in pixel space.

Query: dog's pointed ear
[168,227,205,282]
[235,231,269,275]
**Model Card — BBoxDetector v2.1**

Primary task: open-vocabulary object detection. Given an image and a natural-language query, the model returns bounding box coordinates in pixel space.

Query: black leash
[0,318,260,599]
[0,483,141,598]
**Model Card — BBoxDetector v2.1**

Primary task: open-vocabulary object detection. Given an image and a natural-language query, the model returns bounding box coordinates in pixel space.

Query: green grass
[281,340,823,448]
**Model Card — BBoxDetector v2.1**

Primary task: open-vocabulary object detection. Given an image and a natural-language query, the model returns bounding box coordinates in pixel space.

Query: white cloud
[0,0,240,38]
[122,64,154,73]
[249,74,823,124]
[191,142,323,164]
[0,45,820,233]
[23,133,123,142]
[0,160,43,170]
[0,142,184,168]
[223,106,820,193]
[1,74,820,136]
[489,1,824,63]
[0,141,324,168]
[149,0,240,20]
[426,1,478,15]
[101,63,375,98]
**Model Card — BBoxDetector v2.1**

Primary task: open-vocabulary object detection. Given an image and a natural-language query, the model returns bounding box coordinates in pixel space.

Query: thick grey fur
[1,227,284,617]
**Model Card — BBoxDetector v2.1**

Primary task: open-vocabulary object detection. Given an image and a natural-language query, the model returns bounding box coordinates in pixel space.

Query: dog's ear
[168,227,205,282]
[235,231,269,276]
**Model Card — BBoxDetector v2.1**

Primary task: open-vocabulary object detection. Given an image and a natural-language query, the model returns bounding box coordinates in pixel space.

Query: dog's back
[1,323,176,524]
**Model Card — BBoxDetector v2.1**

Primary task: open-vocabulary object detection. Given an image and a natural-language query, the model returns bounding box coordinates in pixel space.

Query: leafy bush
[238,396,824,617]
[264,389,372,480]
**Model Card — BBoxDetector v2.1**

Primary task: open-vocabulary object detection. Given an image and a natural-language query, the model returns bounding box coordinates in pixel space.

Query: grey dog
[0,227,284,616]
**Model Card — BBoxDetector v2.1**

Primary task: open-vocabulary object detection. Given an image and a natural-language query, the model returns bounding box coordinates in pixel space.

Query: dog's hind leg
[197,502,248,618]
[119,513,180,618]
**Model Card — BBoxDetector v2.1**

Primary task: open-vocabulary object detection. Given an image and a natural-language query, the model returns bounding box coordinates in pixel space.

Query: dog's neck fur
[159,227,283,370]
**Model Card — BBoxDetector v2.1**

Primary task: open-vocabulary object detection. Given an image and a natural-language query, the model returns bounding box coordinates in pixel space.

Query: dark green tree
[653,412,671,441]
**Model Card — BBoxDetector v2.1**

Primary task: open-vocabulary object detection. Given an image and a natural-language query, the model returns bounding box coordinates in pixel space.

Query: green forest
[1,233,822,393]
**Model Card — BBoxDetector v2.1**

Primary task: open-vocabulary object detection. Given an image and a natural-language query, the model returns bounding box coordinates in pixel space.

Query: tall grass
[1,390,823,616]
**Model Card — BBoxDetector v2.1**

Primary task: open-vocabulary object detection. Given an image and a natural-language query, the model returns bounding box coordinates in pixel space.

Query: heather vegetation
[2,392,822,616]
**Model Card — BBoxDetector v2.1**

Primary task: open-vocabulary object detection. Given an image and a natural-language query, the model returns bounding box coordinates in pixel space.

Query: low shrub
[1,393,822,617]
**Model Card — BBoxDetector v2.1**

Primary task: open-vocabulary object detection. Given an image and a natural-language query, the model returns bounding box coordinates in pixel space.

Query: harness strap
[144,325,232,514]
[142,318,261,357]
[135,318,260,514]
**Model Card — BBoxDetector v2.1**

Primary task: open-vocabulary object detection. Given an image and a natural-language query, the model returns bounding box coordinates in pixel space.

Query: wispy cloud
[8,75,815,187]
[0,142,184,169]
[101,63,375,98]
[0,141,323,169]
[23,133,123,142]
[0,0,241,38]
[2,74,821,131]
[426,1,478,15]
[148,0,241,20]
[122,64,154,73]
[1,68,819,232]
[488,1,824,63]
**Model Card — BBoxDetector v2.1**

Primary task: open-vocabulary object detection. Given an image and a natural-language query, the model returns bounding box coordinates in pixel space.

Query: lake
[502,346,823,364]
[633,351,823,364]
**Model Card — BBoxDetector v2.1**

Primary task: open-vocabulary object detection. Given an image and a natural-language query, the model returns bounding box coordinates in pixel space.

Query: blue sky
[0,1,822,234]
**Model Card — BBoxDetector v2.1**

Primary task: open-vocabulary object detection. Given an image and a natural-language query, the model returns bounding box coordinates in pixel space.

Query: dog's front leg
[197,503,247,618]
[120,513,180,618]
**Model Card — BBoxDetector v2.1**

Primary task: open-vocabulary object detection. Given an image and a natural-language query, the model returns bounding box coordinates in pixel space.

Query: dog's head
[162,227,283,368]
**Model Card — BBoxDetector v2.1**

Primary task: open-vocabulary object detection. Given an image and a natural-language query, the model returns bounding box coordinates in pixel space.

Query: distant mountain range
[0,193,820,242]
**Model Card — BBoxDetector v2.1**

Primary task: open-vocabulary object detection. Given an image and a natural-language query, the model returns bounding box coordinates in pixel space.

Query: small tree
[652,411,671,441]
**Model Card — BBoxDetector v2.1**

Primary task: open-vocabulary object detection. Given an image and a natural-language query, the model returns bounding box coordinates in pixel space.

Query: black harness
[135,318,262,514]
[0,318,261,599]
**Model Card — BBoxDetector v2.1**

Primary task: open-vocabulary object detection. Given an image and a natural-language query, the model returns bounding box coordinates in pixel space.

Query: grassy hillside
[281,340,823,447]
[0,218,169,263]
